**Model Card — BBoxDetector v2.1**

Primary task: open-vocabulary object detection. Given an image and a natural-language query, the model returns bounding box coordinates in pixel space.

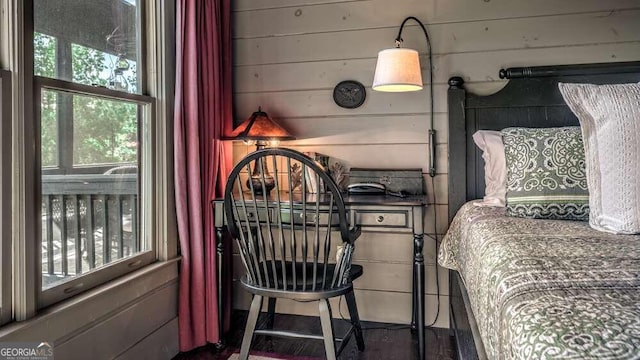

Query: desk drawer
[279,209,340,226]
[354,210,409,228]
[237,208,272,222]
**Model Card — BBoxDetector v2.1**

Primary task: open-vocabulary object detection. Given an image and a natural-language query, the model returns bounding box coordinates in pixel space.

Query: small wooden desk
[213,193,428,359]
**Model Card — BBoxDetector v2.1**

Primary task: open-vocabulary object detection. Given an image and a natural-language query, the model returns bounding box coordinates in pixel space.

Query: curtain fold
[174,0,233,351]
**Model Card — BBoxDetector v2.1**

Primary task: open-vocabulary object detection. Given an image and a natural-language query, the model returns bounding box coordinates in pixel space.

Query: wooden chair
[224,148,365,360]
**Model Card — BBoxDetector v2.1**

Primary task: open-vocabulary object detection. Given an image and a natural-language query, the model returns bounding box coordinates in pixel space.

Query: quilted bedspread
[438,201,640,359]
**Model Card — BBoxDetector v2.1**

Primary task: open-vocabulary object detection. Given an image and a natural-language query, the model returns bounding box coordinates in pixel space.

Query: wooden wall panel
[234,85,446,117]
[54,281,178,360]
[230,230,444,268]
[233,143,448,175]
[115,318,179,360]
[234,42,640,92]
[253,114,449,146]
[231,0,640,329]
[232,257,448,296]
[233,0,364,12]
[233,284,450,328]
[234,10,640,65]
[233,0,640,23]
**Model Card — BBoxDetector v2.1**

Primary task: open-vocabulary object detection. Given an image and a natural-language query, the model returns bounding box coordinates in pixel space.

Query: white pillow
[559,82,640,234]
[472,130,507,207]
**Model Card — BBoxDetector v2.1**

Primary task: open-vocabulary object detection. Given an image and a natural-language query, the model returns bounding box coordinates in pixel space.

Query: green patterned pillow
[501,127,589,221]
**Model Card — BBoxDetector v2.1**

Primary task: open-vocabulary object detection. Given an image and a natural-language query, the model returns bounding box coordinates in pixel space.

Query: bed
[441,61,640,359]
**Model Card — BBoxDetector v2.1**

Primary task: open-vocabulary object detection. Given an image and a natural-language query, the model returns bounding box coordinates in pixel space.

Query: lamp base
[247,175,275,195]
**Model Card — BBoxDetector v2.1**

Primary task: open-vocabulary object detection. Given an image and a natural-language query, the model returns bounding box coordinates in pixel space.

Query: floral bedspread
[438,201,640,359]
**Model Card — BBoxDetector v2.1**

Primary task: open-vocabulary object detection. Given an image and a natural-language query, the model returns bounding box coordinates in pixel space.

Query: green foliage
[34,33,56,78]
[73,96,137,165]
[34,32,139,169]
[71,43,109,87]
[35,33,58,166]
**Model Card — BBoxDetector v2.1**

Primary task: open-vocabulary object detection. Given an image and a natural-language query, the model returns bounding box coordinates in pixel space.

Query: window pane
[40,89,58,167]
[40,89,145,290]
[73,93,138,166]
[34,33,56,78]
[34,0,140,93]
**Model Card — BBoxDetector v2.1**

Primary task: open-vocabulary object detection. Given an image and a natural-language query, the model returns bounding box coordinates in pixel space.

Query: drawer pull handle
[376,215,385,223]
[299,213,317,223]
[247,212,254,219]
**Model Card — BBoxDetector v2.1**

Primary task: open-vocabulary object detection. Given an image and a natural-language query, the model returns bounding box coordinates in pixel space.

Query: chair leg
[239,294,264,360]
[267,297,277,329]
[318,298,337,360]
[345,289,365,351]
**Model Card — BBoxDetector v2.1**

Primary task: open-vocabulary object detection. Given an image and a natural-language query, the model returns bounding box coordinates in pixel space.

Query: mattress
[438,201,640,359]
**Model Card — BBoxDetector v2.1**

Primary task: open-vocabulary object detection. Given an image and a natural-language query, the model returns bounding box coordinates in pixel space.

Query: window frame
[35,76,156,308]
[0,70,12,325]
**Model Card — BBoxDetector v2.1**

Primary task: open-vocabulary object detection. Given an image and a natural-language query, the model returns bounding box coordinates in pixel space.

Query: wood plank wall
[231,0,640,328]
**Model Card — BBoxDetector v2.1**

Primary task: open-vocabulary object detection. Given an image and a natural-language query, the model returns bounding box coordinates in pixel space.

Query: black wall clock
[333,80,366,109]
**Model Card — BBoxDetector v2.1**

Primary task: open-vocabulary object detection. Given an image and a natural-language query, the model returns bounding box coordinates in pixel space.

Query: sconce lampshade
[228,107,295,142]
[372,48,423,92]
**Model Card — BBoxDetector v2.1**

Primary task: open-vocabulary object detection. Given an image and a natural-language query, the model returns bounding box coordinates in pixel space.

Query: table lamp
[372,16,436,177]
[228,107,295,194]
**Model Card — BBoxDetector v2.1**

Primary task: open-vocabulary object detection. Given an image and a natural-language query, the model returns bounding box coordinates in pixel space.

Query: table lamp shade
[228,108,294,195]
[229,108,295,141]
[372,48,423,92]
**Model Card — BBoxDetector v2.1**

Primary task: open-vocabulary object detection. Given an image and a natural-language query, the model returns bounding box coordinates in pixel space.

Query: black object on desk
[349,168,423,195]
[348,182,407,198]
[347,182,386,194]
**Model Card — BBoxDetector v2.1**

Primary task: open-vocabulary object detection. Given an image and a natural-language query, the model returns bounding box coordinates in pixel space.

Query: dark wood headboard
[447,61,640,222]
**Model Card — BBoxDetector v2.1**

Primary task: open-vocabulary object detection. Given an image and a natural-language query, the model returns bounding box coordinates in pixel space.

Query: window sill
[0,257,180,341]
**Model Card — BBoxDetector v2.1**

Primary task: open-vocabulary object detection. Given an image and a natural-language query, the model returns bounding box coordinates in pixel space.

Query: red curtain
[174,0,233,351]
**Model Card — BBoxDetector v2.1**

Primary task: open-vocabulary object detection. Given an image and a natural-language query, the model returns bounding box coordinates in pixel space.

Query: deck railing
[41,174,137,287]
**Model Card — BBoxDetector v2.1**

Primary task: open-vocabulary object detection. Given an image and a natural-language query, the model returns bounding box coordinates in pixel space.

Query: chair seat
[348,264,363,280]
[242,262,363,294]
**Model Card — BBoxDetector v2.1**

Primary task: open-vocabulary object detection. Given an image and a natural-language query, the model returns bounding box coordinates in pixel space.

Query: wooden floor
[173,310,455,360]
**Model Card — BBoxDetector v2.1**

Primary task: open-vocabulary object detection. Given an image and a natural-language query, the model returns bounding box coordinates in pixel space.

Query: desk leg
[216,225,226,347]
[413,233,425,360]
[412,265,417,330]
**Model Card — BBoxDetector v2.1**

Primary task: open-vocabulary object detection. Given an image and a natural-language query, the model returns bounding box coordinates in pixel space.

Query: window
[33,0,155,307]
[0,0,172,325]
[0,70,11,325]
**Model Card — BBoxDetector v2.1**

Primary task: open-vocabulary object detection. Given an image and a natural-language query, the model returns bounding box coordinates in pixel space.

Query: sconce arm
[395,16,436,177]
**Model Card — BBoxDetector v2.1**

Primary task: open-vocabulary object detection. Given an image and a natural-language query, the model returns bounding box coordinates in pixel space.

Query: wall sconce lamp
[373,16,436,177]
[228,107,295,194]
